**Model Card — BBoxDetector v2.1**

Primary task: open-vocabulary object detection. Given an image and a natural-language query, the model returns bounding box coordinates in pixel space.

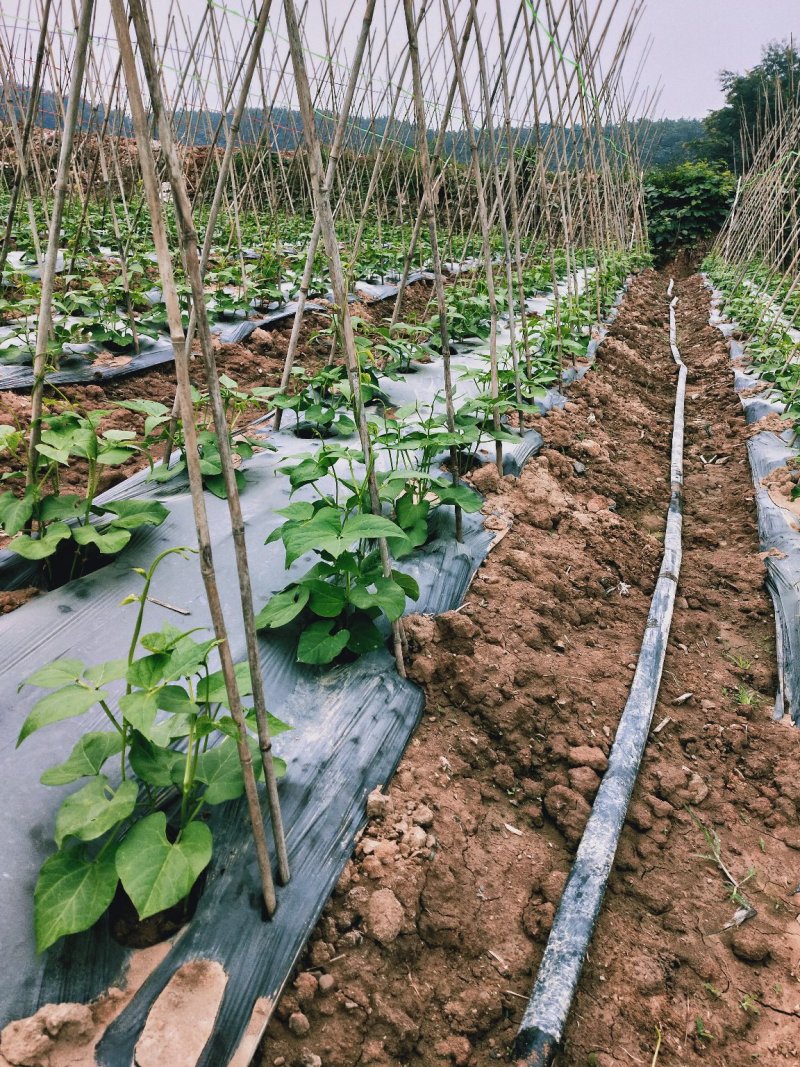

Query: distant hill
[1,87,707,168]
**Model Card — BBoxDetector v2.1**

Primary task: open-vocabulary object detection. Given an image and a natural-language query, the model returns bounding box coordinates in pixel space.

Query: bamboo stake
[112,0,283,914]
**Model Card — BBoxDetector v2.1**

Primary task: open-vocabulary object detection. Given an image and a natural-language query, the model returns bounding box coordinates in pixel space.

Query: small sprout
[728,652,753,670]
[704,982,723,999]
[735,684,760,707]
[695,1017,714,1041]
[740,993,760,1015]
[759,837,766,853]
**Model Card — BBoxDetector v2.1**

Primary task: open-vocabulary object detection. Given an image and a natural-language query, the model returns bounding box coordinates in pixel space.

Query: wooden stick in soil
[0,0,51,282]
[110,0,283,914]
[440,0,502,476]
[281,0,406,677]
[402,0,464,542]
[131,0,291,887]
[25,0,94,489]
[158,0,276,465]
[273,0,377,432]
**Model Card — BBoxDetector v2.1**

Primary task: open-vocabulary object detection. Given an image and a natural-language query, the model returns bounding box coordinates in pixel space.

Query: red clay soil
[258,270,800,1067]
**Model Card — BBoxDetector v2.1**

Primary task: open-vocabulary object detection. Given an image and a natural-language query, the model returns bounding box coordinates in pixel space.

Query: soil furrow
[563,274,800,1067]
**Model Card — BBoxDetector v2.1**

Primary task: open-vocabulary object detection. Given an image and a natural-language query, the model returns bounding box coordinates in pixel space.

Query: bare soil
[258,271,800,1067]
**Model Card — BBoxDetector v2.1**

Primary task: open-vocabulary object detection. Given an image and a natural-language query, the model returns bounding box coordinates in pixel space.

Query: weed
[695,1017,714,1041]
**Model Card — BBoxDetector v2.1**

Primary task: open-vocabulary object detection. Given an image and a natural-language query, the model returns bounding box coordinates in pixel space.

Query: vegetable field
[0,1,799,1066]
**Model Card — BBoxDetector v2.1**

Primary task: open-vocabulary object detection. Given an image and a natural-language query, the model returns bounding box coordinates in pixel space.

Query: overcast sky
[636,0,800,119]
[4,0,800,124]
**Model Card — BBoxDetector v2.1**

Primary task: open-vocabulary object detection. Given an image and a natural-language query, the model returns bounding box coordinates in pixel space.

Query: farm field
[0,2,799,1067]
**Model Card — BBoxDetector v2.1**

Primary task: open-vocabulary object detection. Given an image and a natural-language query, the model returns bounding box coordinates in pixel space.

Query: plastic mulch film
[706,277,800,724]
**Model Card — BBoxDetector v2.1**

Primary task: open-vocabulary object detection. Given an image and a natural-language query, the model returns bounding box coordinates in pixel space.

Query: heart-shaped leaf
[35,848,119,953]
[55,775,138,848]
[9,522,72,560]
[297,619,350,665]
[116,813,212,920]
[72,524,131,555]
[255,585,309,630]
[41,732,124,786]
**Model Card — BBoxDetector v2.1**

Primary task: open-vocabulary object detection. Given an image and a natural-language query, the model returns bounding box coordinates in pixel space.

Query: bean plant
[18,547,289,952]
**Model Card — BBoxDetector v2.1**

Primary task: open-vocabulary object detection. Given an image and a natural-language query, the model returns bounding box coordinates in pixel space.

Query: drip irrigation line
[513,278,686,1067]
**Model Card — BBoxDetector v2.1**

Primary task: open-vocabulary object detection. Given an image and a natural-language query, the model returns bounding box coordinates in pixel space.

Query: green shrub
[645,162,736,261]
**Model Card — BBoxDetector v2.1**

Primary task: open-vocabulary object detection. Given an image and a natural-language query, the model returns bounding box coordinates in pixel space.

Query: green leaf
[281,508,343,565]
[9,522,72,560]
[0,490,34,536]
[435,483,484,512]
[119,690,159,738]
[195,736,260,805]
[126,653,169,689]
[36,442,71,465]
[255,585,309,629]
[297,619,350,664]
[18,685,104,745]
[345,614,385,655]
[55,776,138,848]
[116,812,212,920]
[341,513,406,542]
[242,709,292,739]
[349,576,408,621]
[97,446,137,466]
[195,661,252,706]
[38,494,85,522]
[140,623,188,653]
[72,524,131,555]
[163,636,218,683]
[100,499,169,530]
[83,658,129,687]
[275,500,315,523]
[157,684,199,716]
[34,848,119,952]
[129,734,183,787]
[41,732,124,786]
[391,569,420,601]
[306,579,347,618]
[21,658,85,690]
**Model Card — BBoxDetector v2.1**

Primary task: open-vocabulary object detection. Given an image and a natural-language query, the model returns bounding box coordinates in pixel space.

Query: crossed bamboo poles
[1,0,652,918]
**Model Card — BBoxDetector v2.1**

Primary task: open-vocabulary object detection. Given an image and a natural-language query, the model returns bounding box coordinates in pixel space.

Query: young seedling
[740,993,760,1015]
[695,1018,714,1042]
[17,547,289,951]
[689,808,757,922]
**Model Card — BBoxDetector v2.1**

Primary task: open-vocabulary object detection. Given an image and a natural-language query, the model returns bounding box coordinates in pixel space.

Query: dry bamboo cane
[390,10,469,328]
[111,0,283,913]
[468,0,524,450]
[281,0,406,678]
[0,35,46,271]
[131,0,290,886]
[273,0,377,431]
[0,0,51,281]
[439,0,502,475]
[26,0,94,489]
[158,0,276,464]
[494,0,533,395]
[402,0,464,542]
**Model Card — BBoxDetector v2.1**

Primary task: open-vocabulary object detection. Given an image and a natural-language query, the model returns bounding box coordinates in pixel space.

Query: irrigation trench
[264,270,800,1067]
[512,280,687,1066]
